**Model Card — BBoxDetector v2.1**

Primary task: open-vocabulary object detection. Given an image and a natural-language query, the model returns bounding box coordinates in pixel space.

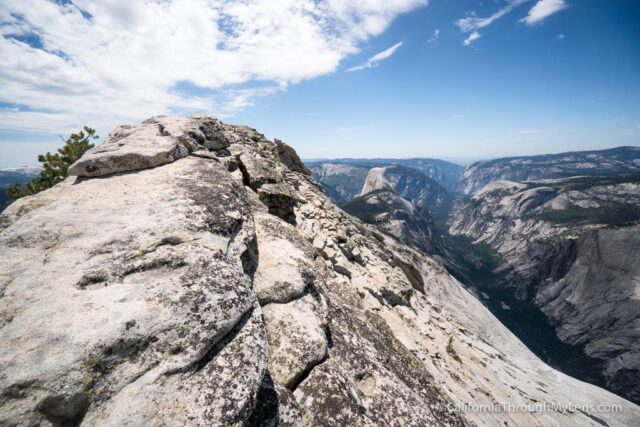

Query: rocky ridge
[448,175,640,403]
[1,116,639,426]
[457,146,640,195]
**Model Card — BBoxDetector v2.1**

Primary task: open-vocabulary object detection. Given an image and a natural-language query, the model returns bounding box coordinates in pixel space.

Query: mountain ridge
[0,168,41,212]
[309,157,463,199]
[457,146,640,195]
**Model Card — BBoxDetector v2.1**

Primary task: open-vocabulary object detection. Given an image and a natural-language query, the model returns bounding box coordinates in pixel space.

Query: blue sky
[1,0,639,167]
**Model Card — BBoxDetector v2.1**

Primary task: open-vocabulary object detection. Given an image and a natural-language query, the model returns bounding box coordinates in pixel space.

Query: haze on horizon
[0,0,639,168]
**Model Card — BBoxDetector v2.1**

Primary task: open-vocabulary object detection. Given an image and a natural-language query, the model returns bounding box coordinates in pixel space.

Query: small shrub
[446,335,462,363]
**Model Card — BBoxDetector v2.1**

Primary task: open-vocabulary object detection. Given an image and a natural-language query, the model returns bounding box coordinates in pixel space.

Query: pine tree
[7,127,98,199]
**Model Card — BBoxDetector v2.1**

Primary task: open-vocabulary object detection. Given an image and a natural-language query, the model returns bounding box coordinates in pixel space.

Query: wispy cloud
[346,42,404,72]
[557,33,565,40]
[463,31,482,46]
[456,0,527,45]
[456,0,527,33]
[429,29,440,42]
[522,0,568,25]
[0,0,427,135]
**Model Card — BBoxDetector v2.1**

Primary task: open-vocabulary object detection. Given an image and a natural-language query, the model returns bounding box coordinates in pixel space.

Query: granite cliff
[449,175,640,403]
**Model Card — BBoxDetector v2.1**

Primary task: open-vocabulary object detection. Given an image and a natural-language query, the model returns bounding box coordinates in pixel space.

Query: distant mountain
[345,167,471,283]
[308,157,463,209]
[343,188,444,256]
[449,174,640,403]
[307,162,370,204]
[360,165,451,217]
[308,157,463,192]
[457,146,640,195]
[0,167,39,211]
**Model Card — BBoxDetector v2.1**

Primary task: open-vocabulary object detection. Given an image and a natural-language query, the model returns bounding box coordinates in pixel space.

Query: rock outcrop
[1,116,639,426]
[449,175,640,403]
[457,146,640,195]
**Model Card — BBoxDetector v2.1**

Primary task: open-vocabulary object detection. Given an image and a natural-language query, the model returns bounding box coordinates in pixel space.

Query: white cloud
[429,28,440,42]
[522,0,568,25]
[557,33,565,40]
[346,41,404,72]
[463,31,482,46]
[0,0,427,135]
[456,0,527,33]
[456,0,528,46]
